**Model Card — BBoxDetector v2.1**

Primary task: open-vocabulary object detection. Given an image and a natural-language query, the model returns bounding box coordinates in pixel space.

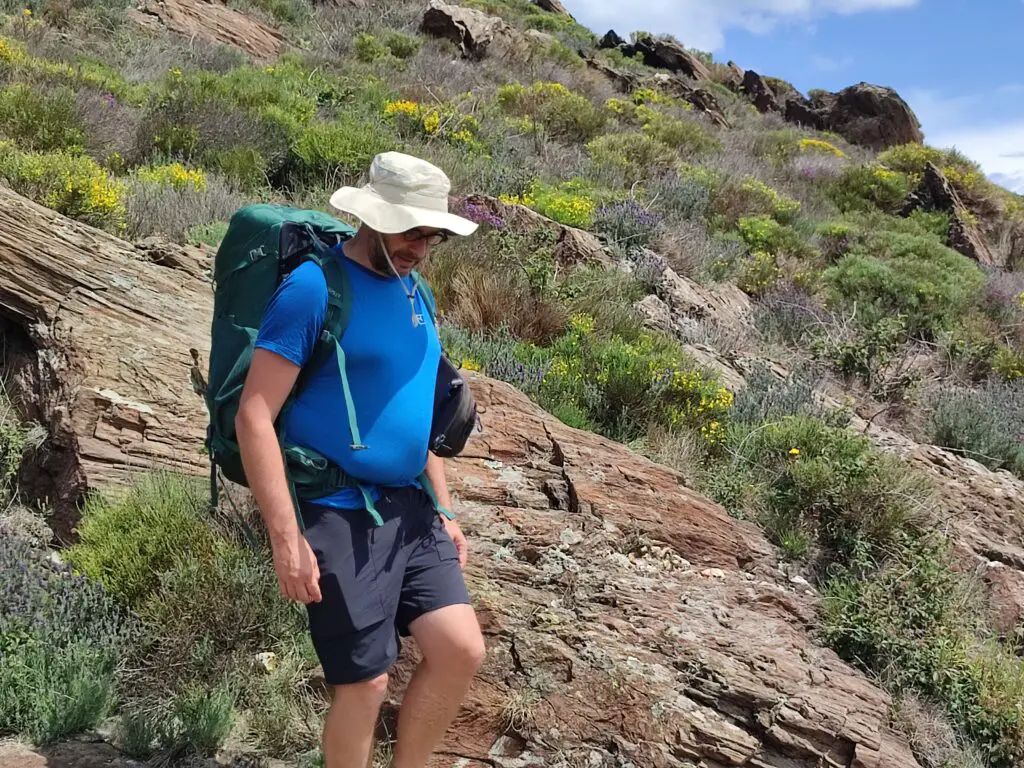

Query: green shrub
[993,345,1024,382]
[930,379,1024,478]
[65,472,217,606]
[829,164,913,214]
[821,535,1024,768]
[137,544,307,682]
[877,143,983,188]
[737,215,815,258]
[825,232,985,339]
[1,535,134,745]
[442,316,731,444]
[642,114,720,157]
[168,681,236,755]
[124,169,243,242]
[812,314,907,391]
[355,30,421,62]
[0,143,125,232]
[708,416,925,561]
[285,116,394,187]
[0,84,84,152]
[354,32,390,63]
[707,175,801,230]
[0,36,146,106]
[586,131,677,181]
[497,81,606,142]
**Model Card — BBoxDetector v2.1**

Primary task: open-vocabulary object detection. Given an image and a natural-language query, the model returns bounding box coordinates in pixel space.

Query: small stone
[255,651,278,672]
[789,575,811,588]
[700,568,726,579]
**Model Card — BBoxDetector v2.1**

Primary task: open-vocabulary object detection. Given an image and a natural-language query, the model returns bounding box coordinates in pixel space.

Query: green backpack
[204,203,443,528]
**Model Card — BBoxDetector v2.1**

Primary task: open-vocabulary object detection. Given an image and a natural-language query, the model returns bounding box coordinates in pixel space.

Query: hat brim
[329,186,478,237]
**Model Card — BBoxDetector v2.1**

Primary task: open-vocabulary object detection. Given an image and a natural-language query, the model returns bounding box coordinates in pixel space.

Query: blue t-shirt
[254,247,441,509]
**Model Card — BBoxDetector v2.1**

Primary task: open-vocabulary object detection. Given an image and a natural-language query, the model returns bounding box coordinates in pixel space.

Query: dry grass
[124,172,246,242]
[651,219,739,283]
[444,267,567,345]
[891,692,986,768]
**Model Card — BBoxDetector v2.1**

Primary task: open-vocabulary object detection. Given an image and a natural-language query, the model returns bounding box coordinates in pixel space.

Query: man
[235,152,486,768]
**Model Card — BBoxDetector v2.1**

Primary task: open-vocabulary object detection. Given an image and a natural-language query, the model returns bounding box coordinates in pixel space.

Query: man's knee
[425,617,486,677]
[331,672,389,712]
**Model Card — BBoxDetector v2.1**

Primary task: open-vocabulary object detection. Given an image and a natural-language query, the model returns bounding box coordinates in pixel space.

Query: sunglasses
[401,228,449,246]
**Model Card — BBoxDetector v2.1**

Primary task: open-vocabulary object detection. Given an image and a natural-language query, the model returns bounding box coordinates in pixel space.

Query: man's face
[371,228,448,277]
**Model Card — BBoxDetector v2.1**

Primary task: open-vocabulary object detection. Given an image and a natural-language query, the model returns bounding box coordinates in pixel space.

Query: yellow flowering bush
[993,346,1024,382]
[740,178,801,223]
[0,142,125,232]
[496,81,606,141]
[501,180,598,229]
[799,138,845,158]
[737,251,783,296]
[382,98,483,151]
[829,163,914,214]
[0,36,146,106]
[136,163,207,193]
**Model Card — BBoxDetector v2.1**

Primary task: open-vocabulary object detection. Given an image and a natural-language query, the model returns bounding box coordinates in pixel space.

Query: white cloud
[812,54,854,72]
[568,0,919,51]
[928,122,1024,194]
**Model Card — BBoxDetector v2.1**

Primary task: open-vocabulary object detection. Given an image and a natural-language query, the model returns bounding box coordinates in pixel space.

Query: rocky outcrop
[743,70,781,114]
[656,75,730,128]
[421,0,519,59]
[598,29,626,50]
[812,83,923,151]
[421,0,555,61]
[584,56,639,93]
[785,97,827,131]
[732,70,923,151]
[901,162,997,266]
[0,185,925,767]
[126,0,284,63]
[599,32,711,82]
[0,186,212,540]
[535,0,572,17]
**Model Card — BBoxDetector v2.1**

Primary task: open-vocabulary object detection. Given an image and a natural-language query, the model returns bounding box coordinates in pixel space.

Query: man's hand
[271,532,322,604]
[444,516,468,569]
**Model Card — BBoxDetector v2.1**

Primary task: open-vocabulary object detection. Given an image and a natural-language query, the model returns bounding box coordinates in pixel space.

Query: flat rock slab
[127,0,284,63]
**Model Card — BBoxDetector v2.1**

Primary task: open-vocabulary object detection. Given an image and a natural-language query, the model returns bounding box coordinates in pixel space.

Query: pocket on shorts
[431,515,461,564]
[303,506,393,636]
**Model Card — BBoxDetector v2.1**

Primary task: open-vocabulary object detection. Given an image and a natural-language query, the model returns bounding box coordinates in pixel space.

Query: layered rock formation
[421,0,555,61]
[0,190,927,765]
[901,162,998,266]
[127,0,284,62]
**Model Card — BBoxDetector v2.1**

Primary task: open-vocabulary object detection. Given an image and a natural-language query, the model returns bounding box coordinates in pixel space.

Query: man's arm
[425,451,468,569]
[236,348,321,603]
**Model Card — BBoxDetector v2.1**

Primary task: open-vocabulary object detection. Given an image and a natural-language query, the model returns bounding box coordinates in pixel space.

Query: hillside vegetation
[1,0,1024,766]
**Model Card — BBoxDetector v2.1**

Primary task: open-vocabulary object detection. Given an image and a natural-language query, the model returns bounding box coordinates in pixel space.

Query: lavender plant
[593,200,661,252]
[0,535,134,744]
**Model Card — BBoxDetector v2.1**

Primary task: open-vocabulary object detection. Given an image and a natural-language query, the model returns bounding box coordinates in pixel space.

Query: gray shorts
[300,486,470,685]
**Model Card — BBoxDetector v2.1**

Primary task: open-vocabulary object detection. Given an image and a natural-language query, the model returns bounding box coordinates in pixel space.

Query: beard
[370,238,420,276]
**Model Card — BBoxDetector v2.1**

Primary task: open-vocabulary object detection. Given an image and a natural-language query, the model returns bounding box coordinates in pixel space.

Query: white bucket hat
[329,151,478,237]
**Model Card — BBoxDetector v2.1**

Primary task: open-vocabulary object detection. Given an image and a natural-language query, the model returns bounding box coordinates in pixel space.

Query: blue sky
[567,1,1024,192]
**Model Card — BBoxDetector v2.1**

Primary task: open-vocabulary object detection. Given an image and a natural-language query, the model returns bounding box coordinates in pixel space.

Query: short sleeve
[255,261,328,368]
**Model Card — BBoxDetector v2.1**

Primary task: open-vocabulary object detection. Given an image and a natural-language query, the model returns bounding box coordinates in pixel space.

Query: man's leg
[323,673,389,768]
[391,604,485,768]
[387,489,485,768]
[300,500,409,768]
